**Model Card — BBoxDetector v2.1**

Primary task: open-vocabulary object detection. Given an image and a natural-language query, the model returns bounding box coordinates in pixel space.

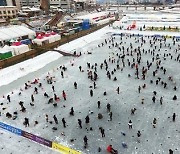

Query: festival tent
[32,37,49,46]
[0,26,36,44]
[0,46,13,60]
[33,33,61,45]
[11,44,30,56]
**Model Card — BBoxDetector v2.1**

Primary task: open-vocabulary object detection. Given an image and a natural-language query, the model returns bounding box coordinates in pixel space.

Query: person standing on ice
[79,66,82,72]
[45,114,49,122]
[61,71,64,78]
[152,118,157,128]
[34,87,38,94]
[62,90,66,100]
[160,96,163,105]
[52,85,55,92]
[53,115,58,124]
[93,82,96,89]
[169,149,173,154]
[85,115,90,124]
[99,127,105,137]
[107,103,111,112]
[7,95,11,102]
[116,87,120,94]
[137,130,141,137]
[74,82,77,89]
[152,96,156,103]
[97,101,101,109]
[172,113,176,122]
[128,120,133,129]
[90,89,93,97]
[62,118,66,128]
[69,107,74,116]
[78,119,82,129]
[138,86,141,93]
[109,112,112,121]
[31,94,34,102]
[83,135,88,148]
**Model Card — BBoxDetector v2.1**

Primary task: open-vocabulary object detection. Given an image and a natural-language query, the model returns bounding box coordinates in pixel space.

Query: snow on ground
[0,12,180,154]
[0,51,63,87]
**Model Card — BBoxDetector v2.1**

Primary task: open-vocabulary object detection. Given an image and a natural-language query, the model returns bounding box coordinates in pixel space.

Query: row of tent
[0,25,36,43]
[32,32,61,46]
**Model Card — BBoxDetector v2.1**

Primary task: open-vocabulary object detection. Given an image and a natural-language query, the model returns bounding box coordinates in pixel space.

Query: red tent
[44,33,51,37]
[12,41,21,46]
[36,34,44,39]
[51,31,56,35]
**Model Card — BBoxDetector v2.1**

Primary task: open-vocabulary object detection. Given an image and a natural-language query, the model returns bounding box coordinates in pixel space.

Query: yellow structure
[52,142,81,154]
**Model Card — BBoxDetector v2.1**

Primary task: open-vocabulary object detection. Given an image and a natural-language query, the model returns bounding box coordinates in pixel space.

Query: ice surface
[0,14,180,154]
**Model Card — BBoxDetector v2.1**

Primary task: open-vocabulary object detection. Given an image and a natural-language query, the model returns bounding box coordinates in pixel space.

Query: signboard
[22,131,52,147]
[52,142,81,154]
[0,122,22,136]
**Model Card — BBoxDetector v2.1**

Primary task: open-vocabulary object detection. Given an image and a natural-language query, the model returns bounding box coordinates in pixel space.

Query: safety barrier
[0,121,81,154]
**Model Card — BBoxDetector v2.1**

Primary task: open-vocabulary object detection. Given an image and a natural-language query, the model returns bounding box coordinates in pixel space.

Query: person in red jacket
[62,90,66,100]
[107,145,118,154]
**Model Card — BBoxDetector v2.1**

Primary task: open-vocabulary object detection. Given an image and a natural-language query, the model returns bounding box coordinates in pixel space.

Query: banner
[52,142,81,154]
[0,122,22,136]
[22,131,52,147]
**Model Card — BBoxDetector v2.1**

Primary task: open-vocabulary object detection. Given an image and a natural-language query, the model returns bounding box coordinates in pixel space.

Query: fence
[0,121,81,154]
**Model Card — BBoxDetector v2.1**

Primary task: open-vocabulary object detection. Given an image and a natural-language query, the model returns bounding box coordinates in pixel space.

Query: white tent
[32,37,49,46]
[11,44,30,56]
[33,34,61,45]
[0,25,36,43]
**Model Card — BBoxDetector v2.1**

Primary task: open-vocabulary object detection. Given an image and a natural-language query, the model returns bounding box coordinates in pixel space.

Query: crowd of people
[0,31,179,154]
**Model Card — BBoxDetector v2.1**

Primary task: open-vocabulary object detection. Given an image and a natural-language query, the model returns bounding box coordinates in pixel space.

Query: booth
[33,32,61,46]
[0,47,13,60]
[11,44,30,56]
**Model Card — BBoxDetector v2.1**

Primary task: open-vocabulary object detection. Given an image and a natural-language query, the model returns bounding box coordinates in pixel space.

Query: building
[20,0,73,12]
[49,0,71,11]
[0,6,18,19]
[0,0,7,6]
[20,0,40,7]
[50,0,60,6]
[7,0,21,9]
[0,0,21,9]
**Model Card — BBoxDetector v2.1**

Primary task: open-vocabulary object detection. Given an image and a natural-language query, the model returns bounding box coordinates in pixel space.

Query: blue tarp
[82,19,90,30]
[21,39,31,45]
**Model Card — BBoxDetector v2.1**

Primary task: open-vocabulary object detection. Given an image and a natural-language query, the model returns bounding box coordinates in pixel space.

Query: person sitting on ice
[106,145,118,154]
[19,67,24,71]
[12,112,18,120]
[25,82,31,89]
[173,95,177,100]
[48,98,53,104]
[38,83,42,87]
[23,117,29,127]
[6,112,12,118]
[20,106,26,113]
[44,92,49,98]
[32,79,38,84]
[53,101,57,107]
[122,142,128,148]
[34,121,38,126]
